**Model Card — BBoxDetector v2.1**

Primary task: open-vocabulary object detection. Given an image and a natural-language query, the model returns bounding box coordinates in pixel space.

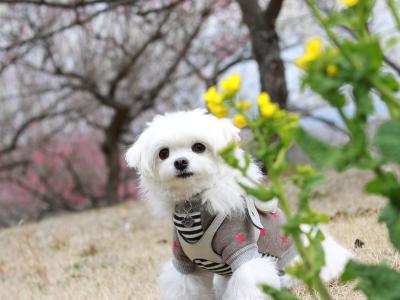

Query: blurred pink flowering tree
[0,135,136,226]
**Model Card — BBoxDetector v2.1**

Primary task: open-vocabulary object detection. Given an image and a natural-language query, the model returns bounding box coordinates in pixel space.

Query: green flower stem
[246,118,331,299]
[231,106,332,299]
[337,107,351,131]
[251,119,268,150]
[271,146,289,175]
[369,76,400,118]
[270,172,332,300]
[386,0,400,30]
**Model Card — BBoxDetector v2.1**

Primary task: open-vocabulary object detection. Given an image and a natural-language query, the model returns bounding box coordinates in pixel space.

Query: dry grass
[0,169,399,300]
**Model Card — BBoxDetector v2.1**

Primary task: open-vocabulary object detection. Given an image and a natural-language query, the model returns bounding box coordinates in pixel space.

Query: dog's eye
[192,143,206,153]
[159,148,169,160]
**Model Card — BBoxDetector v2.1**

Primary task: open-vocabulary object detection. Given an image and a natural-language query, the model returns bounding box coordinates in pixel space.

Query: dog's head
[126,109,240,193]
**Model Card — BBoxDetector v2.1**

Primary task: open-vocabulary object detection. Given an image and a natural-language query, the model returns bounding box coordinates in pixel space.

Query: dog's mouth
[176,172,194,179]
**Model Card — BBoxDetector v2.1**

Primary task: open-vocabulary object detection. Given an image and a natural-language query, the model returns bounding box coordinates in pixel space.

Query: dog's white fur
[126,109,352,300]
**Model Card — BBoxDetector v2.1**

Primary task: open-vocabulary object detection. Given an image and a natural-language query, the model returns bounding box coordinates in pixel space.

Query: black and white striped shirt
[173,211,204,242]
[193,258,233,276]
[173,211,233,276]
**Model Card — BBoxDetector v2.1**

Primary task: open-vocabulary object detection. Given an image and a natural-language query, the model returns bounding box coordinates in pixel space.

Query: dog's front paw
[320,234,353,282]
[158,261,214,300]
[223,257,280,300]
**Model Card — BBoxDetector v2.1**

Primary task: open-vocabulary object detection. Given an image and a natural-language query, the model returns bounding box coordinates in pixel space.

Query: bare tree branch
[0,0,133,9]
[0,1,133,51]
[384,55,400,76]
[289,106,350,136]
[0,159,30,171]
[0,95,89,155]
[0,0,187,15]
[107,13,169,99]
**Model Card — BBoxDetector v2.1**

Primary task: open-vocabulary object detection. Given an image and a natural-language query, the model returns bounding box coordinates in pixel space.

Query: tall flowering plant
[204,0,400,298]
[204,75,331,299]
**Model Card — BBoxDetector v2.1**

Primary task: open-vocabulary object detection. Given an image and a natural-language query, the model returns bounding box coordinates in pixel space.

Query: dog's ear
[125,133,155,176]
[125,132,148,172]
[125,143,140,169]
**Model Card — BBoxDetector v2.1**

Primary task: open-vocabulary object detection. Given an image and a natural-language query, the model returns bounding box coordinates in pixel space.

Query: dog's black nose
[174,158,189,171]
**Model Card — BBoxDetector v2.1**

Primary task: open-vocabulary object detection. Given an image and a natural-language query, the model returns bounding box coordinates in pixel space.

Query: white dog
[125,109,352,300]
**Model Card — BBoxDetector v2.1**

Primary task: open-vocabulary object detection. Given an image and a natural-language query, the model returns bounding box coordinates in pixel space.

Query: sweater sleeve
[212,212,261,272]
[172,229,197,274]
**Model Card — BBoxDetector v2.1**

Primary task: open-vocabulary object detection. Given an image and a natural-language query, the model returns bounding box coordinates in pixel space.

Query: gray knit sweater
[172,197,296,276]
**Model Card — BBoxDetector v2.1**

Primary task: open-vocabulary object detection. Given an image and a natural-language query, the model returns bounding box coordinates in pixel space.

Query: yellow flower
[326,64,338,77]
[257,92,271,107]
[208,103,228,118]
[340,0,358,7]
[203,86,223,105]
[235,101,252,111]
[295,38,323,69]
[233,114,248,128]
[220,74,241,96]
[305,38,323,59]
[257,92,278,118]
[260,102,278,118]
[295,56,309,70]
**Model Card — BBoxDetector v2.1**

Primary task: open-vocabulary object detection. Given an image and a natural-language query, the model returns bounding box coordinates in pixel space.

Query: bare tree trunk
[101,108,129,205]
[236,0,288,108]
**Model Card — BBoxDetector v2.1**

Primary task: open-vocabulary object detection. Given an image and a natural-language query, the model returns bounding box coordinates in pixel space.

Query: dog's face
[155,140,214,184]
[126,109,240,193]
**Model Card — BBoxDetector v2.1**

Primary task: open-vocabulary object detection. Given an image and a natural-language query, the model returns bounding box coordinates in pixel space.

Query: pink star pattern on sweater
[172,240,178,249]
[260,228,266,237]
[236,233,245,243]
[270,211,278,218]
[280,234,288,245]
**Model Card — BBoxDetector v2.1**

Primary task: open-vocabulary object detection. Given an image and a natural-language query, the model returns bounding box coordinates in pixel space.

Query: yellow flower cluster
[295,38,323,70]
[340,0,358,7]
[203,86,228,118]
[203,74,243,119]
[233,114,248,128]
[257,92,278,118]
[220,74,241,96]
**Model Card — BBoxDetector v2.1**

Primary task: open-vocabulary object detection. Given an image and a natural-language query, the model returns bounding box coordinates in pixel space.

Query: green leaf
[342,39,383,77]
[304,73,346,107]
[341,260,400,299]
[299,209,330,225]
[220,143,239,168]
[239,183,276,202]
[365,172,400,206]
[380,73,400,92]
[261,285,298,300]
[295,128,343,169]
[379,203,400,251]
[373,118,400,164]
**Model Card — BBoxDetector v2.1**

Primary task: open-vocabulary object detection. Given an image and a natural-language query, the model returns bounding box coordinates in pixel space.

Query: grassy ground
[0,169,399,300]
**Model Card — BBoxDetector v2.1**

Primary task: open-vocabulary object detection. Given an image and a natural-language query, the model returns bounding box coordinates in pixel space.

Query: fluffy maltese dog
[126,109,352,300]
